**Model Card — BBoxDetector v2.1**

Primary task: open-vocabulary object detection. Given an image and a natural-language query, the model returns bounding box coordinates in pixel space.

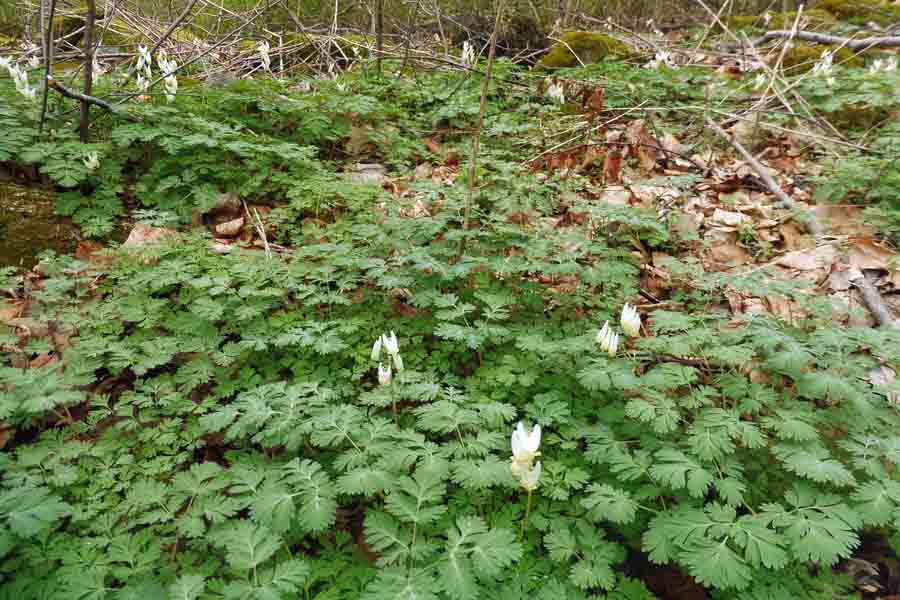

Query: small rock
[215,217,245,237]
[210,192,242,220]
[123,224,175,249]
[711,208,750,227]
[350,163,386,185]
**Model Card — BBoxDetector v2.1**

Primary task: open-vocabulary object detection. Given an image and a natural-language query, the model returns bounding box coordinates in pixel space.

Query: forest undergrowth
[2,23,900,600]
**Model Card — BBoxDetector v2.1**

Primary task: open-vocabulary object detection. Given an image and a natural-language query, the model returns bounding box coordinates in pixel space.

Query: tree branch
[47,75,131,117]
[38,0,58,134]
[751,30,900,50]
[705,116,823,238]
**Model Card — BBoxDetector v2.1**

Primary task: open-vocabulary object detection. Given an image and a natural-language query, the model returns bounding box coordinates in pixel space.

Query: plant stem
[458,0,504,257]
[520,490,532,540]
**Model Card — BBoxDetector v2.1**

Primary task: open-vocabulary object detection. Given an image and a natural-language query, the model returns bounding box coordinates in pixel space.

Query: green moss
[817,0,900,25]
[724,9,836,31]
[536,31,633,69]
[780,44,864,73]
[828,105,889,130]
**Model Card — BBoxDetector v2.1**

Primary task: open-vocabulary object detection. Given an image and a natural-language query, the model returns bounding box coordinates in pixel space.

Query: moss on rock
[816,0,900,25]
[536,31,633,69]
[725,9,836,31]
[780,44,864,73]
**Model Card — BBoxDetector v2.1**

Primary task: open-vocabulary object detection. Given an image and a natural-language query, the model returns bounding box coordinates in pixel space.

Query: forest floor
[2,13,900,600]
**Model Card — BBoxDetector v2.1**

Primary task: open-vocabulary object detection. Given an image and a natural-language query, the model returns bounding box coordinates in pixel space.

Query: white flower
[137,45,151,68]
[596,321,619,357]
[136,72,149,93]
[378,362,392,386]
[461,40,475,67]
[519,461,541,491]
[258,40,271,71]
[647,50,675,69]
[620,303,641,337]
[0,56,10,70]
[372,331,403,373]
[812,50,833,78]
[92,58,105,77]
[382,331,399,355]
[763,11,772,26]
[9,64,36,101]
[826,76,835,86]
[164,74,177,102]
[27,55,41,69]
[83,152,100,171]
[510,421,541,477]
[870,57,897,73]
[546,82,565,105]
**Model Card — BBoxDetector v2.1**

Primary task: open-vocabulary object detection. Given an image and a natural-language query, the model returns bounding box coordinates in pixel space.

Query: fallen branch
[751,30,900,50]
[47,76,131,117]
[852,273,899,329]
[705,116,823,237]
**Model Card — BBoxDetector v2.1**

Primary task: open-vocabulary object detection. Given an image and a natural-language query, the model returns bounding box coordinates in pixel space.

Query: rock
[350,163,386,186]
[210,192,242,220]
[123,224,175,249]
[215,217,245,237]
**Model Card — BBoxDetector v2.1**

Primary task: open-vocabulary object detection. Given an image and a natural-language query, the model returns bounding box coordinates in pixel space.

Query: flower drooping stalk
[620,303,641,338]
[510,422,542,538]
[510,422,541,482]
[258,40,271,72]
[546,82,565,105]
[596,321,619,357]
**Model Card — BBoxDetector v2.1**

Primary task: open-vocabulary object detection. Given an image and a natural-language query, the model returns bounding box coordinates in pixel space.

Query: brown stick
[705,116,823,237]
[376,0,384,75]
[753,30,900,50]
[80,0,95,143]
[38,0,58,134]
[459,1,504,256]
[852,273,898,329]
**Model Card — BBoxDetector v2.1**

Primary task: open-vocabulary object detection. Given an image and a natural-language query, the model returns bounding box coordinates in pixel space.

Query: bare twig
[149,0,201,56]
[852,273,898,329]
[459,1,504,255]
[705,115,823,237]
[38,0,58,134]
[753,30,900,50]
[376,0,383,75]
[80,0,96,142]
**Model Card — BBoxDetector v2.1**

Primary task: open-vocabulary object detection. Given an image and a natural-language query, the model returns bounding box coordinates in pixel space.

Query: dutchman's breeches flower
[510,421,541,480]
[620,303,641,338]
[596,321,619,357]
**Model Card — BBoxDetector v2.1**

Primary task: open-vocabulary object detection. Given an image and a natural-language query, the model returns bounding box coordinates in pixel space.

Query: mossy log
[536,31,633,69]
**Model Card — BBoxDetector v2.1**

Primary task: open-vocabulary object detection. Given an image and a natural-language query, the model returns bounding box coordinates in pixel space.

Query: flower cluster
[136,45,153,93]
[158,49,178,103]
[2,58,37,101]
[546,82,565,105]
[460,40,475,67]
[811,50,835,86]
[83,152,100,171]
[371,331,403,386]
[646,50,675,70]
[596,303,642,356]
[870,57,897,74]
[258,40,271,72]
[510,422,541,491]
